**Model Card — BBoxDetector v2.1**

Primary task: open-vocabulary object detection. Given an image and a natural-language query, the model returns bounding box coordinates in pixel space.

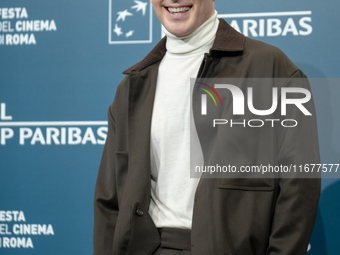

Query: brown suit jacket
[93,19,321,255]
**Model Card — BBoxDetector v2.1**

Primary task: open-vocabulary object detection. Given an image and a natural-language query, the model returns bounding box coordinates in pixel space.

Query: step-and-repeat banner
[1,0,339,254]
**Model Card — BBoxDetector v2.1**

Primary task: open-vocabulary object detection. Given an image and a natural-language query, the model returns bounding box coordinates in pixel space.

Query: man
[93,0,321,254]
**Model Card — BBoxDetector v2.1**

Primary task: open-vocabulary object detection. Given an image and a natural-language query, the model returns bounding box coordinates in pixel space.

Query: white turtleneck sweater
[149,12,219,229]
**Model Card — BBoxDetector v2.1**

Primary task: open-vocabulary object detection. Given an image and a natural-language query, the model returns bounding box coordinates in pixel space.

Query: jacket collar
[123,19,245,74]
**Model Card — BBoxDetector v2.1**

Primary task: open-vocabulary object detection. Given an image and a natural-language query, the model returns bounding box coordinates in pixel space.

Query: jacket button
[136,208,144,216]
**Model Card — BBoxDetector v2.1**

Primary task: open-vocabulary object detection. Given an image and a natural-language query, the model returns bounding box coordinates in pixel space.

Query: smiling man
[151,0,215,36]
[93,0,320,254]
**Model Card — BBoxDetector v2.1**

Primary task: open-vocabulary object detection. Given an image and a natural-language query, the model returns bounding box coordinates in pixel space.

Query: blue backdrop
[0,0,339,254]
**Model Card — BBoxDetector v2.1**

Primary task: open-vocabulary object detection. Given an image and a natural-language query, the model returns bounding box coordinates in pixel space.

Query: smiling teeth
[168,7,191,13]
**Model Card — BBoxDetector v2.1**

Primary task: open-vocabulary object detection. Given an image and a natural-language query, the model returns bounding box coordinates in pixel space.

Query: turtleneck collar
[163,10,219,56]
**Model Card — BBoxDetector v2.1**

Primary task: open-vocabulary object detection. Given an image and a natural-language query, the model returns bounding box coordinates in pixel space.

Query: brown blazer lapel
[126,62,160,208]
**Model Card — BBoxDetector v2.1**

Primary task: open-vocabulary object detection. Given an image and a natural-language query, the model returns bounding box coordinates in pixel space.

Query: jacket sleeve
[93,104,118,255]
[266,70,321,255]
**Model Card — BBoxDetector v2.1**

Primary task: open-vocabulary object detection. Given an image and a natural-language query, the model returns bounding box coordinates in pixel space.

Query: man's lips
[165,6,192,15]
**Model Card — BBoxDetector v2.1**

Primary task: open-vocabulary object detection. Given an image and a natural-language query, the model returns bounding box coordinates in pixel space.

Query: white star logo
[126,30,134,37]
[113,24,123,36]
[131,1,148,16]
[116,9,133,22]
